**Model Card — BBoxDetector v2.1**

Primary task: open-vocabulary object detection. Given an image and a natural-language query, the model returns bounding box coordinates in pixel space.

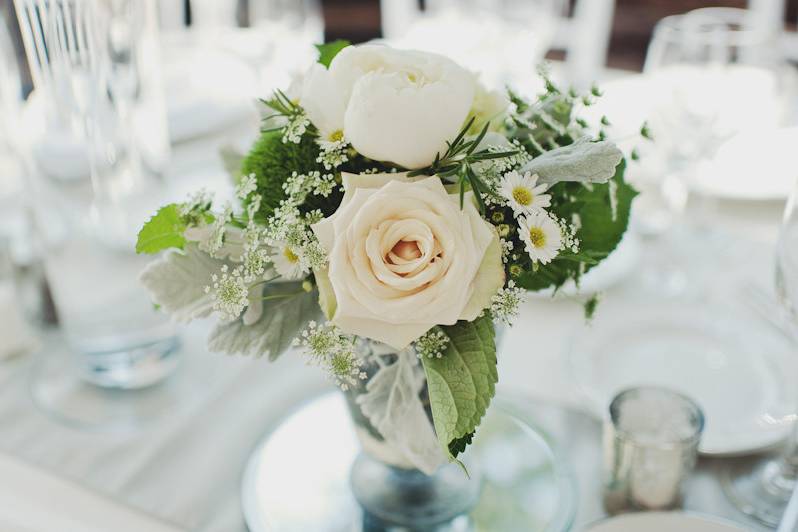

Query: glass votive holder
[602,386,705,514]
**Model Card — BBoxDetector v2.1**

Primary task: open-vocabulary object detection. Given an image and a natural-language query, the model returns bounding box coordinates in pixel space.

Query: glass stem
[783,421,798,481]
[765,420,798,497]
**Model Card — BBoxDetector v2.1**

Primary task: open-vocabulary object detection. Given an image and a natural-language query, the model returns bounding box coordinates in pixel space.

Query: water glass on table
[722,176,798,526]
[602,386,704,514]
[15,0,179,428]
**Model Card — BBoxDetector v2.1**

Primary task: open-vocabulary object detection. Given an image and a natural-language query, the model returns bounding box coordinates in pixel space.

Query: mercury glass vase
[343,340,483,532]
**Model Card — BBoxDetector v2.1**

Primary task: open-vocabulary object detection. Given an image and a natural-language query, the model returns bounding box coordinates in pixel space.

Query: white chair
[380,0,616,88]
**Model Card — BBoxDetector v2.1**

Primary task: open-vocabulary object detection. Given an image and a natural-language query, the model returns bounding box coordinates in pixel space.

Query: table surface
[0,49,793,532]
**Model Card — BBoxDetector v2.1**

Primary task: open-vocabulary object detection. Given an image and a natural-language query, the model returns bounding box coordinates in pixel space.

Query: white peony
[300,44,476,169]
[312,172,504,349]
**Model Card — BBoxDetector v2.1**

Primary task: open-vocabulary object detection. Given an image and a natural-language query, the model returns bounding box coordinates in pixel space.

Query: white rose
[300,44,475,169]
[312,172,504,349]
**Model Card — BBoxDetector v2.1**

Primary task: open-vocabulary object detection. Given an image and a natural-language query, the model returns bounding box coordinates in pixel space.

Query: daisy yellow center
[329,130,344,142]
[512,186,533,206]
[283,247,299,263]
[529,227,546,248]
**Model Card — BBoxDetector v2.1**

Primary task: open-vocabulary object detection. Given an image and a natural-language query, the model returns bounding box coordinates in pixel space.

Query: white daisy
[269,243,306,280]
[499,171,551,216]
[519,211,562,265]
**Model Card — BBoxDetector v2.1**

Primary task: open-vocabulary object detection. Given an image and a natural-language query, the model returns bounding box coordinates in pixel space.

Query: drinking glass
[15,0,180,428]
[602,387,704,514]
[722,177,798,526]
[644,8,784,200]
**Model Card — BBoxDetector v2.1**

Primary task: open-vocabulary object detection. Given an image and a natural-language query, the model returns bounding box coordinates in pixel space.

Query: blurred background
[1,1,798,531]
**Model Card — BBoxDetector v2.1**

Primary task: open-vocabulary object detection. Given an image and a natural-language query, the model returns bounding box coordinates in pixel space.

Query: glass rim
[653,7,774,48]
[609,386,706,447]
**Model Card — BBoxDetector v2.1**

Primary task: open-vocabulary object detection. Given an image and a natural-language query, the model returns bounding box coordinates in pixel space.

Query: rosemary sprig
[407,118,517,211]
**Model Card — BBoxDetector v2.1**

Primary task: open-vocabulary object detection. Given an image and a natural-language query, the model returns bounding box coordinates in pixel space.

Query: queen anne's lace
[206,265,248,321]
[294,322,367,390]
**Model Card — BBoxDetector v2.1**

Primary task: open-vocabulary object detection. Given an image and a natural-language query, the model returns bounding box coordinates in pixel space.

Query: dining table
[0,42,792,531]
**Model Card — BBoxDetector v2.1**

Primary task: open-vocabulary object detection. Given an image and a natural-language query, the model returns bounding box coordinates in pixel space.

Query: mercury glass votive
[602,387,704,514]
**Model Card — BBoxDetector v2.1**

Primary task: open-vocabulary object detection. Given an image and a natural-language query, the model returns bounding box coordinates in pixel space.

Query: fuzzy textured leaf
[315,40,350,68]
[139,243,224,322]
[357,351,446,474]
[208,283,320,360]
[521,137,623,186]
[136,204,187,254]
[421,315,497,459]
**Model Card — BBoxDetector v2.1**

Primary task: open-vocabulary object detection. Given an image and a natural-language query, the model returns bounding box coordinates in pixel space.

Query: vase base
[350,452,481,530]
[241,392,577,532]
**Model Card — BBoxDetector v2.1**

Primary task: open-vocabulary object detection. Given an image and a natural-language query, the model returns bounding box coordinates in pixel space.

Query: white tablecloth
[0,64,791,531]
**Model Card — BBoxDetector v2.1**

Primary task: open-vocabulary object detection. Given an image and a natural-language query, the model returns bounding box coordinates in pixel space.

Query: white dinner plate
[586,512,748,532]
[570,303,797,456]
[161,35,258,143]
[529,232,642,298]
[693,127,798,200]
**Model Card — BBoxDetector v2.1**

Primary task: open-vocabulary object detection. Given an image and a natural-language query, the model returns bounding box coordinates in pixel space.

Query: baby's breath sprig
[261,89,313,144]
[199,203,232,257]
[205,265,249,321]
[414,329,450,359]
[179,189,214,226]
[294,321,367,390]
[316,132,350,170]
[485,281,525,326]
[236,173,258,200]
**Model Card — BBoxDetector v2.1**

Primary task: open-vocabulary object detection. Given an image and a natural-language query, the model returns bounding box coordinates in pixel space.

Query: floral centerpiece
[136,42,636,477]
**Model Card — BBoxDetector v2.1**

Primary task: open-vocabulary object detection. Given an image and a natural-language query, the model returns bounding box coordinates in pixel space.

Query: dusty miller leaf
[136,204,187,254]
[521,137,623,186]
[357,351,446,475]
[421,315,497,461]
[208,283,320,361]
[139,243,223,323]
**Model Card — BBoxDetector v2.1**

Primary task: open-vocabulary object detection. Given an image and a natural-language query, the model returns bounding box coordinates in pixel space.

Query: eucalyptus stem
[261,290,304,301]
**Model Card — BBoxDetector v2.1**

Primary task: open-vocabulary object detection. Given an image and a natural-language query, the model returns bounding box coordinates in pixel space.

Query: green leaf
[516,159,637,291]
[421,315,498,460]
[448,431,475,458]
[136,204,187,254]
[207,282,321,361]
[315,40,350,68]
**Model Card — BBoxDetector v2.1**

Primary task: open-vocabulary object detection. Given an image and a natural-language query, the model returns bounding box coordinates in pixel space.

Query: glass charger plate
[569,303,797,456]
[241,393,577,532]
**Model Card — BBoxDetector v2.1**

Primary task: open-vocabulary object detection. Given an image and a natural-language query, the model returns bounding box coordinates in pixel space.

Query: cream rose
[301,44,475,169]
[312,172,504,349]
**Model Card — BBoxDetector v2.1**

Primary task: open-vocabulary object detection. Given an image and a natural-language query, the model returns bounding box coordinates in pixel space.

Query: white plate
[161,35,258,143]
[529,232,642,298]
[570,304,797,456]
[694,127,798,200]
[586,512,748,532]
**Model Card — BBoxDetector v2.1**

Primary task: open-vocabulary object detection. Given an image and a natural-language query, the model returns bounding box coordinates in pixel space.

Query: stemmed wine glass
[638,8,784,294]
[722,177,798,526]
[644,8,783,188]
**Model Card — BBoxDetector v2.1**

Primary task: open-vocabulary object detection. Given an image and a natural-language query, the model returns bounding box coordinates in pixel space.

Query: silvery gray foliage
[356,349,446,474]
[139,243,224,323]
[521,137,623,186]
[208,284,320,360]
